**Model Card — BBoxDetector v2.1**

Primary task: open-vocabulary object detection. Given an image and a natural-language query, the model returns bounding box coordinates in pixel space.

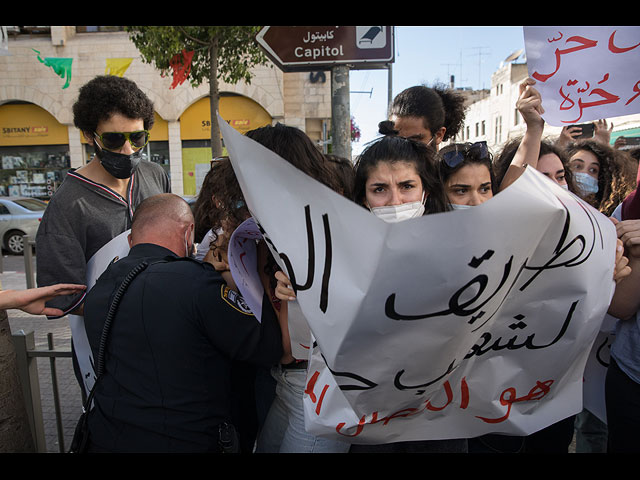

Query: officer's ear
[127,232,133,248]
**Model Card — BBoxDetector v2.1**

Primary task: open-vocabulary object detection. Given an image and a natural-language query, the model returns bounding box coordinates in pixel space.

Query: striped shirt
[35,161,170,316]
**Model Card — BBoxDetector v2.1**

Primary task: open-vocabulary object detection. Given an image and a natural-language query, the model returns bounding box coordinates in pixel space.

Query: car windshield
[13,198,47,211]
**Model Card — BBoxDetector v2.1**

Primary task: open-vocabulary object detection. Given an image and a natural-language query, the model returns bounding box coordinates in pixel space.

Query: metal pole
[47,333,65,452]
[330,65,351,160]
[23,235,35,289]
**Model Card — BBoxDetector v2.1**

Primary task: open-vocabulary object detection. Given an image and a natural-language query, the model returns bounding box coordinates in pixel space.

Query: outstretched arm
[0,284,87,316]
[498,78,545,192]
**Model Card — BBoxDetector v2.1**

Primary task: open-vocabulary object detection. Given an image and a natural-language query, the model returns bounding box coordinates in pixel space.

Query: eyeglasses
[94,130,150,151]
[439,141,489,168]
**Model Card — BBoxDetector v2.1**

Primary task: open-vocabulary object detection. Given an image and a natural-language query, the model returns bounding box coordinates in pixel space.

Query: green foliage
[125,26,269,88]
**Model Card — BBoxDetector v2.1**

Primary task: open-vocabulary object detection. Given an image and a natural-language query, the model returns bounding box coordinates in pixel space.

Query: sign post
[256,26,394,158]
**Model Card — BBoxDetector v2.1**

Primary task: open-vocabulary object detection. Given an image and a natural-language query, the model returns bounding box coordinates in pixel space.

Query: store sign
[2,126,49,137]
[0,104,68,146]
[256,26,394,72]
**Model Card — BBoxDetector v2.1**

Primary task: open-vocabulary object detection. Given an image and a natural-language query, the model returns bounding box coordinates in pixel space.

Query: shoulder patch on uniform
[220,285,254,315]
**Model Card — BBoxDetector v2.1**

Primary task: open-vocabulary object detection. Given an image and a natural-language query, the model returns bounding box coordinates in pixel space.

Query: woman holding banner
[210,124,351,454]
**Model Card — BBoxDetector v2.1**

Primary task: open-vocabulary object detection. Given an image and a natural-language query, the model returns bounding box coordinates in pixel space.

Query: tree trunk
[209,36,223,158]
[0,308,35,452]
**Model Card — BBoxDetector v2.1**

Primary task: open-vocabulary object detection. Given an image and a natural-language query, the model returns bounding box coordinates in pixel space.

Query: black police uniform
[83,243,283,453]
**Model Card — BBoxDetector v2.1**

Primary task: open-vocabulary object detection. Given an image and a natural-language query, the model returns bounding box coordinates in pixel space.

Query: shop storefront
[180,93,272,196]
[0,102,70,200]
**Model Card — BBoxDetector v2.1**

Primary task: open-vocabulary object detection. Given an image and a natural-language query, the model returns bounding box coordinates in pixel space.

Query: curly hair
[493,137,578,194]
[388,83,467,141]
[205,158,251,253]
[353,135,450,214]
[72,75,155,134]
[565,139,636,216]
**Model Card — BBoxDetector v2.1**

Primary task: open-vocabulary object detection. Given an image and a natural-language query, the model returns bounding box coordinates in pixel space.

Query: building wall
[0,27,332,195]
[459,61,640,155]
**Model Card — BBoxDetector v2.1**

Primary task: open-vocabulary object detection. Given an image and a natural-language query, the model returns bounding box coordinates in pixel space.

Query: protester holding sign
[343,134,467,452]
[224,124,351,454]
[352,134,450,219]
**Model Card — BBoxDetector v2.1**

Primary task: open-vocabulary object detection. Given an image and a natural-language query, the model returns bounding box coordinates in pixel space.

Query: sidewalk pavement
[2,254,82,453]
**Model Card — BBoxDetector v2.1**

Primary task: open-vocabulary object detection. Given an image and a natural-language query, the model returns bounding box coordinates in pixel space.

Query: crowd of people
[3,72,637,453]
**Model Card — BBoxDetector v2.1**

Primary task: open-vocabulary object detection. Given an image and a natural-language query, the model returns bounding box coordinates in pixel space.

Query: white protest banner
[524,26,640,126]
[219,115,617,443]
[68,230,131,393]
[581,314,618,424]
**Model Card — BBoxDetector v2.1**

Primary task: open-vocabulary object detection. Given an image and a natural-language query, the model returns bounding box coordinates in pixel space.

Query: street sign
[256,26,394,72]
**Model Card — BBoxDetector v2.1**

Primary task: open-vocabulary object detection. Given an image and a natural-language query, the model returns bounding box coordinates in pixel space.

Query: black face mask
[94,142,142,179]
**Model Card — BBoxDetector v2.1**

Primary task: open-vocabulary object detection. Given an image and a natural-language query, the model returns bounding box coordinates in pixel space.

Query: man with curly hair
[36,75,170,394]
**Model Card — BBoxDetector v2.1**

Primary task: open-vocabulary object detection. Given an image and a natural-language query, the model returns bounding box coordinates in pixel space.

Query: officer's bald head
[130,194,194,254]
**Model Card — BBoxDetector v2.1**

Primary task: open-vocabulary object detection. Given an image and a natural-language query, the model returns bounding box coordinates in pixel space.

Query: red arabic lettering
[532,35,598,83]
[608,30,640,54]
[334,378,467,438]
[548,32,563,43]
[559,83,621,123]
[476,379,554,424]
[626,80,640,106]
[305,370,330,415]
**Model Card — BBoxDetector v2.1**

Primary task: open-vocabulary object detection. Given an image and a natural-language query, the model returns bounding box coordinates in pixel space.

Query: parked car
[0,196,47,255]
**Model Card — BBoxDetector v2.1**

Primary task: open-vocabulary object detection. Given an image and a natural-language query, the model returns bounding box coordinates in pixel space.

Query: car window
[0,204,9,215]
[13,198,47,211]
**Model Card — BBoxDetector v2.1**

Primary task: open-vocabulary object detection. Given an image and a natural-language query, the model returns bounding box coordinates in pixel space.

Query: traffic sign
[256,26,394,72]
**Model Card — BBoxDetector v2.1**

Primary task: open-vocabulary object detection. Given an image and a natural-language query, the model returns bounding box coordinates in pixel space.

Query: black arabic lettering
[278,205,333,313]
[314,342,378,392]
[519,196,602,290]
[595,335,612,368]
[385,250,514,321]
[465,300,579,360]
[393,359,457,393]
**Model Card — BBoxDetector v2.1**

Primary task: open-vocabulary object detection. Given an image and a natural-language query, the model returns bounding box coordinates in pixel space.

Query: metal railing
[11,236,70,453]
[12,330,71,453]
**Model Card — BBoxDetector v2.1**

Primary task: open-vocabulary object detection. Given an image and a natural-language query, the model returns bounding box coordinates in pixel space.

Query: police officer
[82,193,283,453]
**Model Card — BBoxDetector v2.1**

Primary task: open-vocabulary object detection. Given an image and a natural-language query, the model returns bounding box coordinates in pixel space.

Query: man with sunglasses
[36,75,170,396]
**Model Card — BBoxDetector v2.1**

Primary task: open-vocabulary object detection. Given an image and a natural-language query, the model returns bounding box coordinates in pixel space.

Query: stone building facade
[0,26,333,197]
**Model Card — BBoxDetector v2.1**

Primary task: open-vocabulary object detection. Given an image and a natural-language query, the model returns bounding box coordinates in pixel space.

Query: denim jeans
[255,366,350,453]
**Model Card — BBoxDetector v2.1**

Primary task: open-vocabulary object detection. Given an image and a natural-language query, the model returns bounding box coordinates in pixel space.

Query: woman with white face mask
[565,139,635,216]
[352,135,450,222]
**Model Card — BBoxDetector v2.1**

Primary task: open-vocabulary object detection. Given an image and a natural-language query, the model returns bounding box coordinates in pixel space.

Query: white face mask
[369,193,426,223]
[573,172,599,195]
[450,203,473,210]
